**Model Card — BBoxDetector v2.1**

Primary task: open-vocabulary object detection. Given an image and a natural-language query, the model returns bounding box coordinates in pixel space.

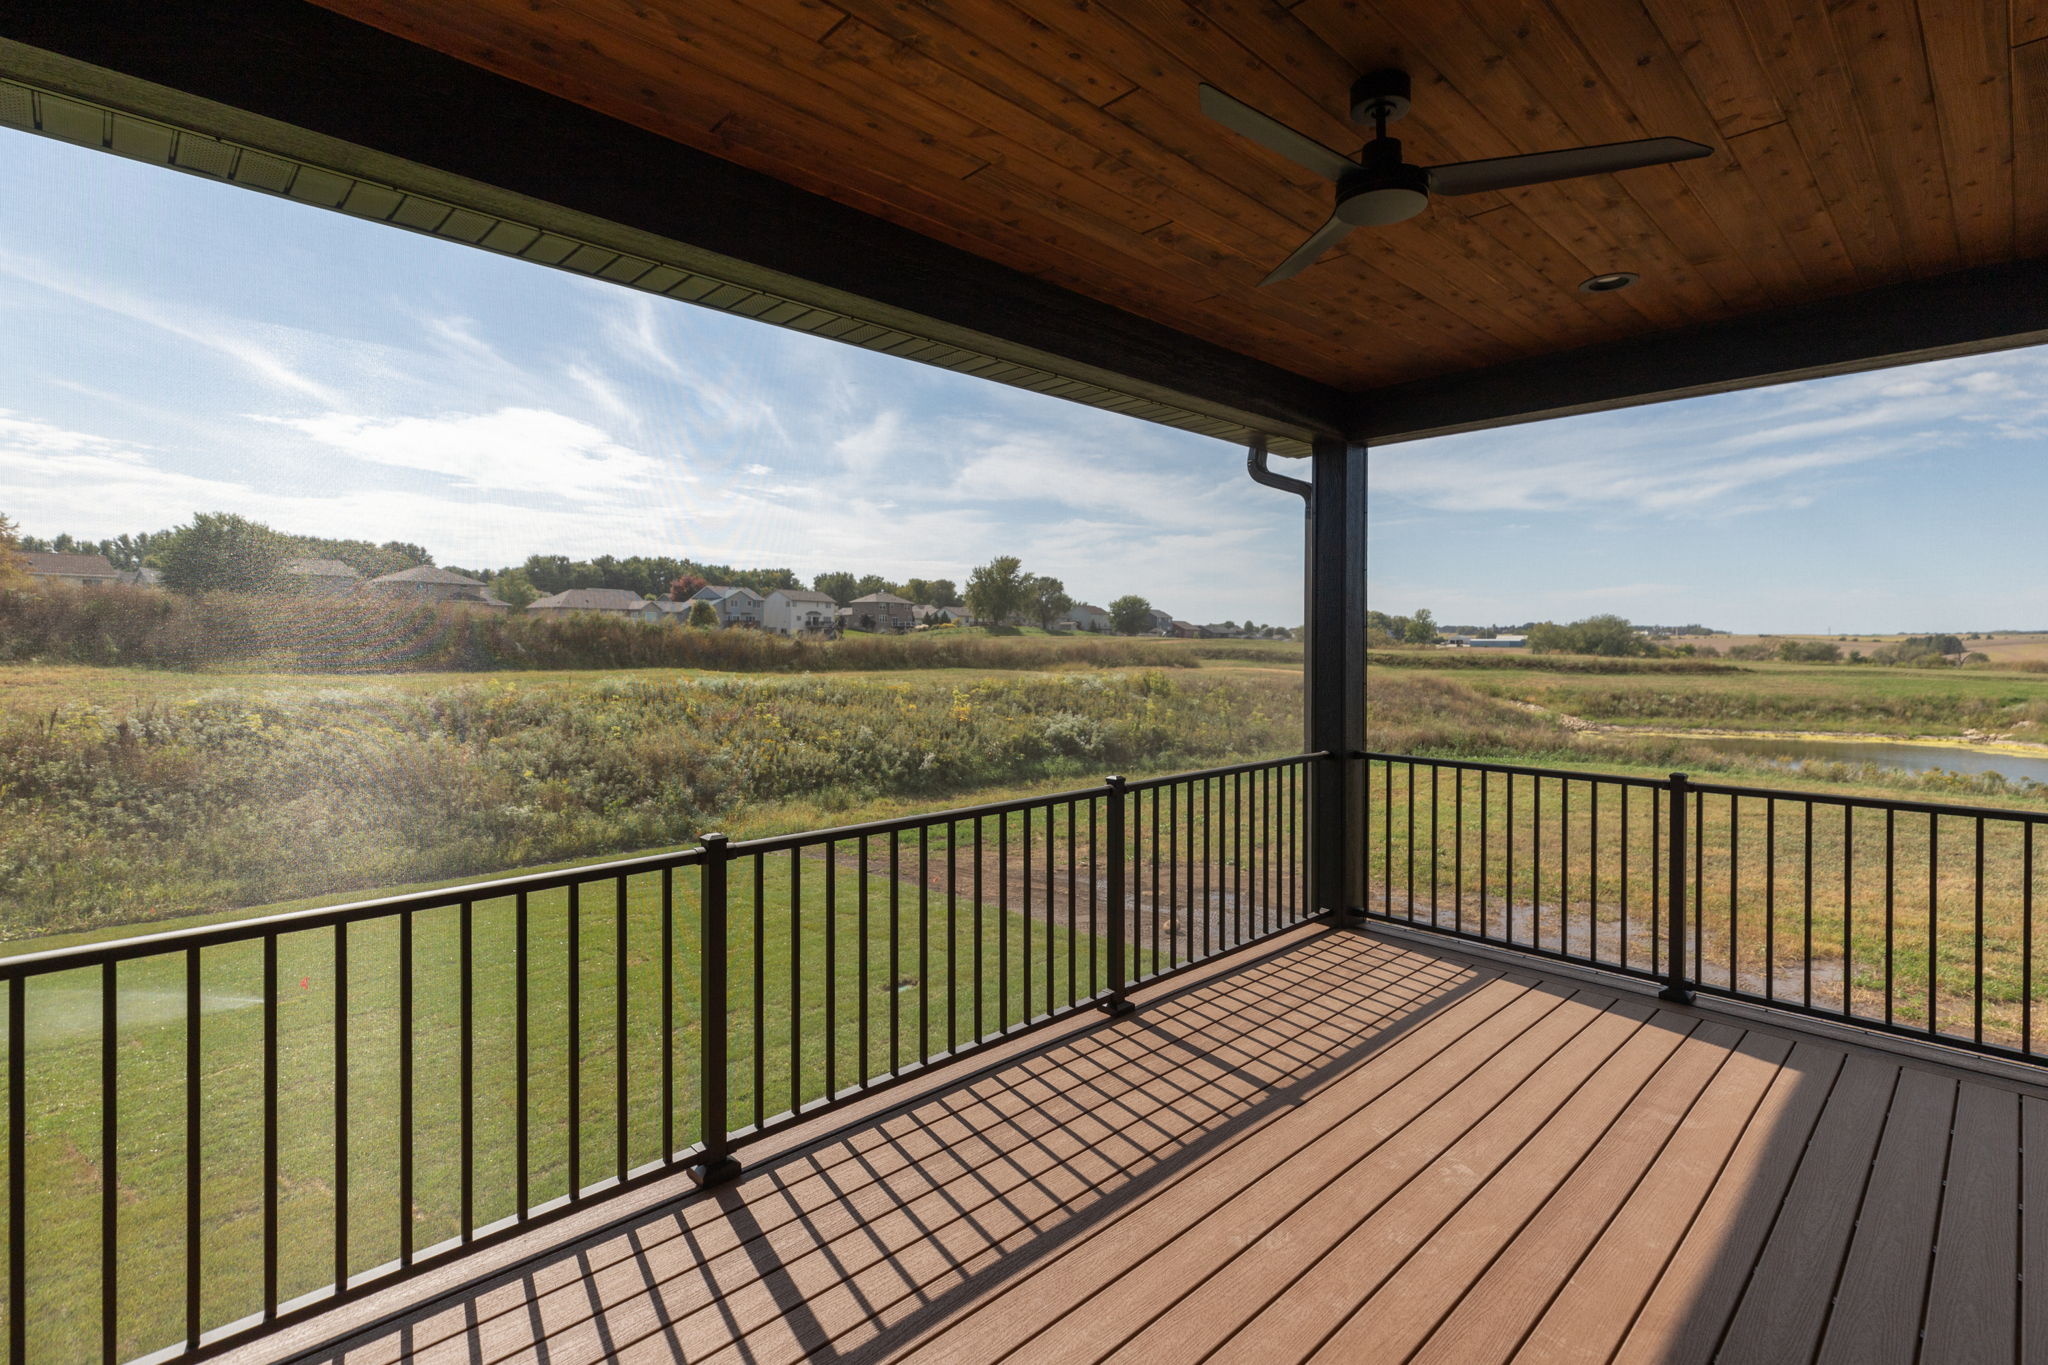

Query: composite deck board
[1920,1083,2020,1364]
[265,928,2048,1365]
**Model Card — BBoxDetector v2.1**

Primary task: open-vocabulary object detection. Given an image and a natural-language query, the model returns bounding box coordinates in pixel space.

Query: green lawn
[1366,756,2048,1050]
[0,779,1294,1363]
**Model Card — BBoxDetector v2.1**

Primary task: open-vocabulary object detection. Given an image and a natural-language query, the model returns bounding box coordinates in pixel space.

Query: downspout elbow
[1246,435,1312,503]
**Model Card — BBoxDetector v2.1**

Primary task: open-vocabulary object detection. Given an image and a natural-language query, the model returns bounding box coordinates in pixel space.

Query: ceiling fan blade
[1429,136,1711,196]
[1198,84,1359,183]
[1260,214,1356,286]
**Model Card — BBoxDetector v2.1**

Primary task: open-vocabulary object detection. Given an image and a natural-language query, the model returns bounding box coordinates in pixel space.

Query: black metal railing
[1365,752,2048,1063]
[0,753,1319,1365]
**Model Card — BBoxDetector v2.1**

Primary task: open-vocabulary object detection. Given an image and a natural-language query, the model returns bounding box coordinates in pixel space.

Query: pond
[1696,735,2048,786]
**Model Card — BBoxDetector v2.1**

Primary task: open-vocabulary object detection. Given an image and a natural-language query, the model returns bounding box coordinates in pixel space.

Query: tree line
[3,512,1255,634]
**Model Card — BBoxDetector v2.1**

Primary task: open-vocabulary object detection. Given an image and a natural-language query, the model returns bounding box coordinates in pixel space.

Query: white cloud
[259,408,668,499]
[832,409,902,474]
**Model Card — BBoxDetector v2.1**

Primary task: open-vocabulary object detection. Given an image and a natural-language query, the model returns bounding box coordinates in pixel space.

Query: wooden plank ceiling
[309,0,2048,393]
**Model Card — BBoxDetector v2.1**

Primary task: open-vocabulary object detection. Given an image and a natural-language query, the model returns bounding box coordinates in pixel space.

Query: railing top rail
[725,751,1327,856]
[1361,750,1669,790]
[1365,749,2048,825]
[0,843,707,979]
[1684,775,2048,824]
[0,750,1327,979]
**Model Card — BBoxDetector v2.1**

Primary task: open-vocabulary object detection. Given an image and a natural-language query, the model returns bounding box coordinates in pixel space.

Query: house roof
[693,585,762,602]
[771,589,838,604]
[850,591,913,605]
[369,564,483,586]
[527,588,649,611]
[1069,604,1107,615]
[283,558,362,579]
[21,551,120,578]
[646,599,693,614]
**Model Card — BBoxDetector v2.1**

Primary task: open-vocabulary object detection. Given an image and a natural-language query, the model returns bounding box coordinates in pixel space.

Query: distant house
[525,587,649,617]
[1169,620,1203,639]
[120,566,161,588]
[1142,608,1178,636]
[765,588,840,635]
[1443,634,1528,649]
[1201,622,1245,639]
[689,585,765,628]
[909,603,959,627]
[21,551,122,586]
[847,590,916,633]
[365,565,501,606]
[642,599,695,625]
[283,558,363,595]
[1064,603,1111,634]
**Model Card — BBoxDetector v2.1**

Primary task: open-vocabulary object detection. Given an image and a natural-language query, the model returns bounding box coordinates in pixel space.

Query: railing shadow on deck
[278,928,1497,1364]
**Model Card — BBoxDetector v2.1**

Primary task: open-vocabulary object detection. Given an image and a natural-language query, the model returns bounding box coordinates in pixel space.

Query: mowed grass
[1365,758,2048,1049]
[1,781,1296,1363]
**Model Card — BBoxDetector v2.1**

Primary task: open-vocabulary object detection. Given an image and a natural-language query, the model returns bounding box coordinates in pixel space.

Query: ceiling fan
[1198,71,1712,285]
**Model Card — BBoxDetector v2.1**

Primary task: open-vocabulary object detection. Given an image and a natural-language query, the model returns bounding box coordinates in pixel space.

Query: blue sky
[1,127,2042,632]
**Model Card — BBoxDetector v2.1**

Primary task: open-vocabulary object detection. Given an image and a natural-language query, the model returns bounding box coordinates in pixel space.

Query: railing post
[1661,774,1695,1004]
[1100,776,1135,1016]
[691,833,742,1186]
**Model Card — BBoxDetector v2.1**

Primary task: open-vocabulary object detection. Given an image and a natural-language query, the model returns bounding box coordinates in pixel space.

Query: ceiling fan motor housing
[1351,69,1413,125]
[1338,135,1431,225]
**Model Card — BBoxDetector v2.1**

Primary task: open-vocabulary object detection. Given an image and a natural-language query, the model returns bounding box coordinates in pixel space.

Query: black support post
[691,834,742,1187]
[1306,435,1367,924]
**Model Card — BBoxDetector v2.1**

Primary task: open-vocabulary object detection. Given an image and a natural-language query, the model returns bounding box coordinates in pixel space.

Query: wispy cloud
[0,246,344,405]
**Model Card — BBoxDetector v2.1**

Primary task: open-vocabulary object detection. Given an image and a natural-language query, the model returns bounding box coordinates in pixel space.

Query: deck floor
[274,927,2048,1364]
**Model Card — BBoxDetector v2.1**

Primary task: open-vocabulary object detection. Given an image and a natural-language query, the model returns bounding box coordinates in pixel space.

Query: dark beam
[0,3,1348,442]
[1353,258,2048,444]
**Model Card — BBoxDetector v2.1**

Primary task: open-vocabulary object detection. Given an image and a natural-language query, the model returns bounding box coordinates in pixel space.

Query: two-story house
[764,588,839,635]
[847,590,915,633]
[689,585,765,628]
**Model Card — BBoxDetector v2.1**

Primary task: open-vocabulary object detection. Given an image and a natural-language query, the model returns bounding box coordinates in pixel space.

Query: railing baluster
[1089,800,1101,991]
[790,848,802,1110]
[335,920,350,1283]
[1765,800,1776,1003]
[608,880,623,1184]
[1023,809,1035,1018]
[1620,785,1630,971]
[464,898,477,1233]
[1842,806,1854,1018]
[2026,825,2036,1057]
[825,844,838,1099]
[1066,804,1078,1005]
[1884,810,1895,1026]
[1975,817,1986,1046]
[857,835,869,1081]
[921,826,932,1060]
[185,949,200,1349]
[1929,813,1940,1037]
[998,816,1009,1033]
[949,821,961,1052]
[11,972,27,1365]
[661,867,674,1163]
[973,818,985,1040]
[515,891,528,1219]
[752,856,765,1130]
[263,936,277,1319]
[102,961,117,1363]
[401,909,416,1263]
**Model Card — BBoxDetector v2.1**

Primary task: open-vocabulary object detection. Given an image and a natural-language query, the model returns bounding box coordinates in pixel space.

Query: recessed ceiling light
[1579,271,1640,293]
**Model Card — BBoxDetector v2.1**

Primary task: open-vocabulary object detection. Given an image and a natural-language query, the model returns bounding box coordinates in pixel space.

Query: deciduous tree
[966,556,1029,628]
[1109,594,1153,636]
